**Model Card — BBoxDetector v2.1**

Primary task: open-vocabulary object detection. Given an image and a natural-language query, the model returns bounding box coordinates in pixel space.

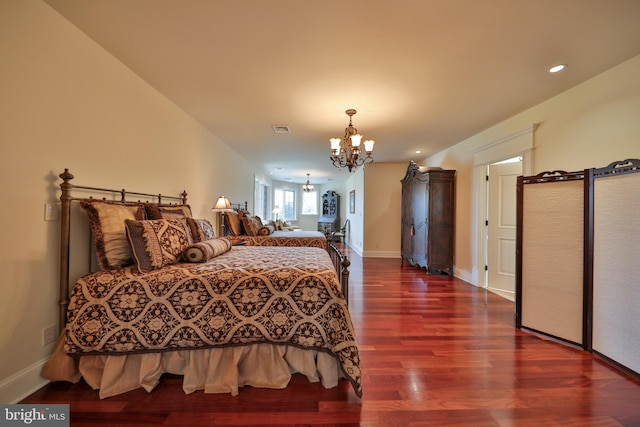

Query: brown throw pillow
[187,218,216,242]
[225,211,243,236]
[80,200,144,270]
[241,216,258,236]
[183,238,232,263]
[144,204,193,220]
[258,225,275,236]
[125,218,193,273]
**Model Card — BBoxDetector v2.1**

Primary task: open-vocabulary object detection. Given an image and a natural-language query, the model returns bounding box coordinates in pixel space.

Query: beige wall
[0,0,257,402]
[423,54,640,284]
[363,162,407,257]
[345,169,365,254]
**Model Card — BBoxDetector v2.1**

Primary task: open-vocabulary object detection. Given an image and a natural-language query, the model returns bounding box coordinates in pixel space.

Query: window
[301,190,318,215]
[274,188,296,221]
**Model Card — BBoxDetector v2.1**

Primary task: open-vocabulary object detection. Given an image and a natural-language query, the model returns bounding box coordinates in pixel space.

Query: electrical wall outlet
[44,202,59,221]
[43,324,57,346]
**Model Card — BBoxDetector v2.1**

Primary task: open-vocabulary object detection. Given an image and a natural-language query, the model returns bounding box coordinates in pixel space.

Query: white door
[486,159,522,300]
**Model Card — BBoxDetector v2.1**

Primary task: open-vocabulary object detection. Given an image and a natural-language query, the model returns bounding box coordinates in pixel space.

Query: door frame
[472,125,536,289]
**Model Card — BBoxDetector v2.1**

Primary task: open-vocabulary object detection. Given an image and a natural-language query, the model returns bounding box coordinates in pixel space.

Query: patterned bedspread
[64,245,361,396]
[231,230,328,249]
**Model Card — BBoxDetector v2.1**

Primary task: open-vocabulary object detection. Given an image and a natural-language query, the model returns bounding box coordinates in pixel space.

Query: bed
[222,204,329,250]
[41,169,361,399]
[228,230,329,249]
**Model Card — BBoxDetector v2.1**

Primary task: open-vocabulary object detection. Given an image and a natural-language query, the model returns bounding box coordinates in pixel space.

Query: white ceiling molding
[473,124,538,166]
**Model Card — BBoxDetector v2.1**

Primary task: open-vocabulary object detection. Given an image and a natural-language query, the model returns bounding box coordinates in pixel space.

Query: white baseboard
[361,250,401,258]
[454,268,476,286]
[345,243,363,257]
[0,357,50,403]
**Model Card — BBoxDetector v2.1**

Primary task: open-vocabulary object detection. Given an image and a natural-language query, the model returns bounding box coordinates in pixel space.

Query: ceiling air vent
[272,125,291,134]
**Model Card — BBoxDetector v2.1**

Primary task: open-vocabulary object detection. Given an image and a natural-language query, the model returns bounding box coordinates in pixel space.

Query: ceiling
[44,0,640,185]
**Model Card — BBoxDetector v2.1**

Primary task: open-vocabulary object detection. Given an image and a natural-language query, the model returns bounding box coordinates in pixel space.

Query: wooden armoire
[401,161,456,274]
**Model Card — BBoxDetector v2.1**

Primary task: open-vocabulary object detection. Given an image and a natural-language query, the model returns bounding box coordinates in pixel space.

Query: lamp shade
[363,139,375,152]
[212,196,233,212]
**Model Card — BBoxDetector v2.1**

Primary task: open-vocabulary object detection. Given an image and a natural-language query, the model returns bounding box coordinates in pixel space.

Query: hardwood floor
[21,244,640,426]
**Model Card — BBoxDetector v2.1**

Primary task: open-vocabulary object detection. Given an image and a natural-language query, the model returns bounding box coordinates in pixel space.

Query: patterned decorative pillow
[187,218,216,242]
[241,215,259,236]
[144,204,193,220]
[80,200,145,270]
[125,218,193,273]
[225,211,243,236]
[183,238,232,263]
[258,225,275,236]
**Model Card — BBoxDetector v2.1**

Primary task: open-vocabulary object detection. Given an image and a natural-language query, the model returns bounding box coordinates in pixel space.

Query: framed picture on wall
[349,190,355,214]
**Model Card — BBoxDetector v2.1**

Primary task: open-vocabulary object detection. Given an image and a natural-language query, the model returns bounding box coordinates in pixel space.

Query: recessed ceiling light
[549,64,566,73]
[272,125,291,133]
[415,150,421,154]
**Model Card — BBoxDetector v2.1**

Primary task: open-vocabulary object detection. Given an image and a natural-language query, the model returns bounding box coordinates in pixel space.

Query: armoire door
[412,176,428,267]
[401,180,414,262]
[426,174,455,272]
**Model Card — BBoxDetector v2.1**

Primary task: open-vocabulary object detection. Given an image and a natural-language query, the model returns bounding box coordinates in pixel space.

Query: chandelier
[303,173,314,192]
[329,109,375,172]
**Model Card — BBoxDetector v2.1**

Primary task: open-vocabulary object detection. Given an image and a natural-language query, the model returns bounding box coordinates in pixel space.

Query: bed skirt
[41,330,344,399]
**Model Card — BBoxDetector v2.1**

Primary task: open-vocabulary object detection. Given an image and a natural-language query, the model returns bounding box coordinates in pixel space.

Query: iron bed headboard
[57,169,187,332]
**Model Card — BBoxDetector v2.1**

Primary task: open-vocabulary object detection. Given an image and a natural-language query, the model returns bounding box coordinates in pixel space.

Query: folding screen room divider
[516,158,640,378]
[516,168,587,348]
[587,159,640,375]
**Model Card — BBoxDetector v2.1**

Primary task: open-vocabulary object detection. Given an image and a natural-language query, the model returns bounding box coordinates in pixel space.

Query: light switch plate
[45,202,59,221]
